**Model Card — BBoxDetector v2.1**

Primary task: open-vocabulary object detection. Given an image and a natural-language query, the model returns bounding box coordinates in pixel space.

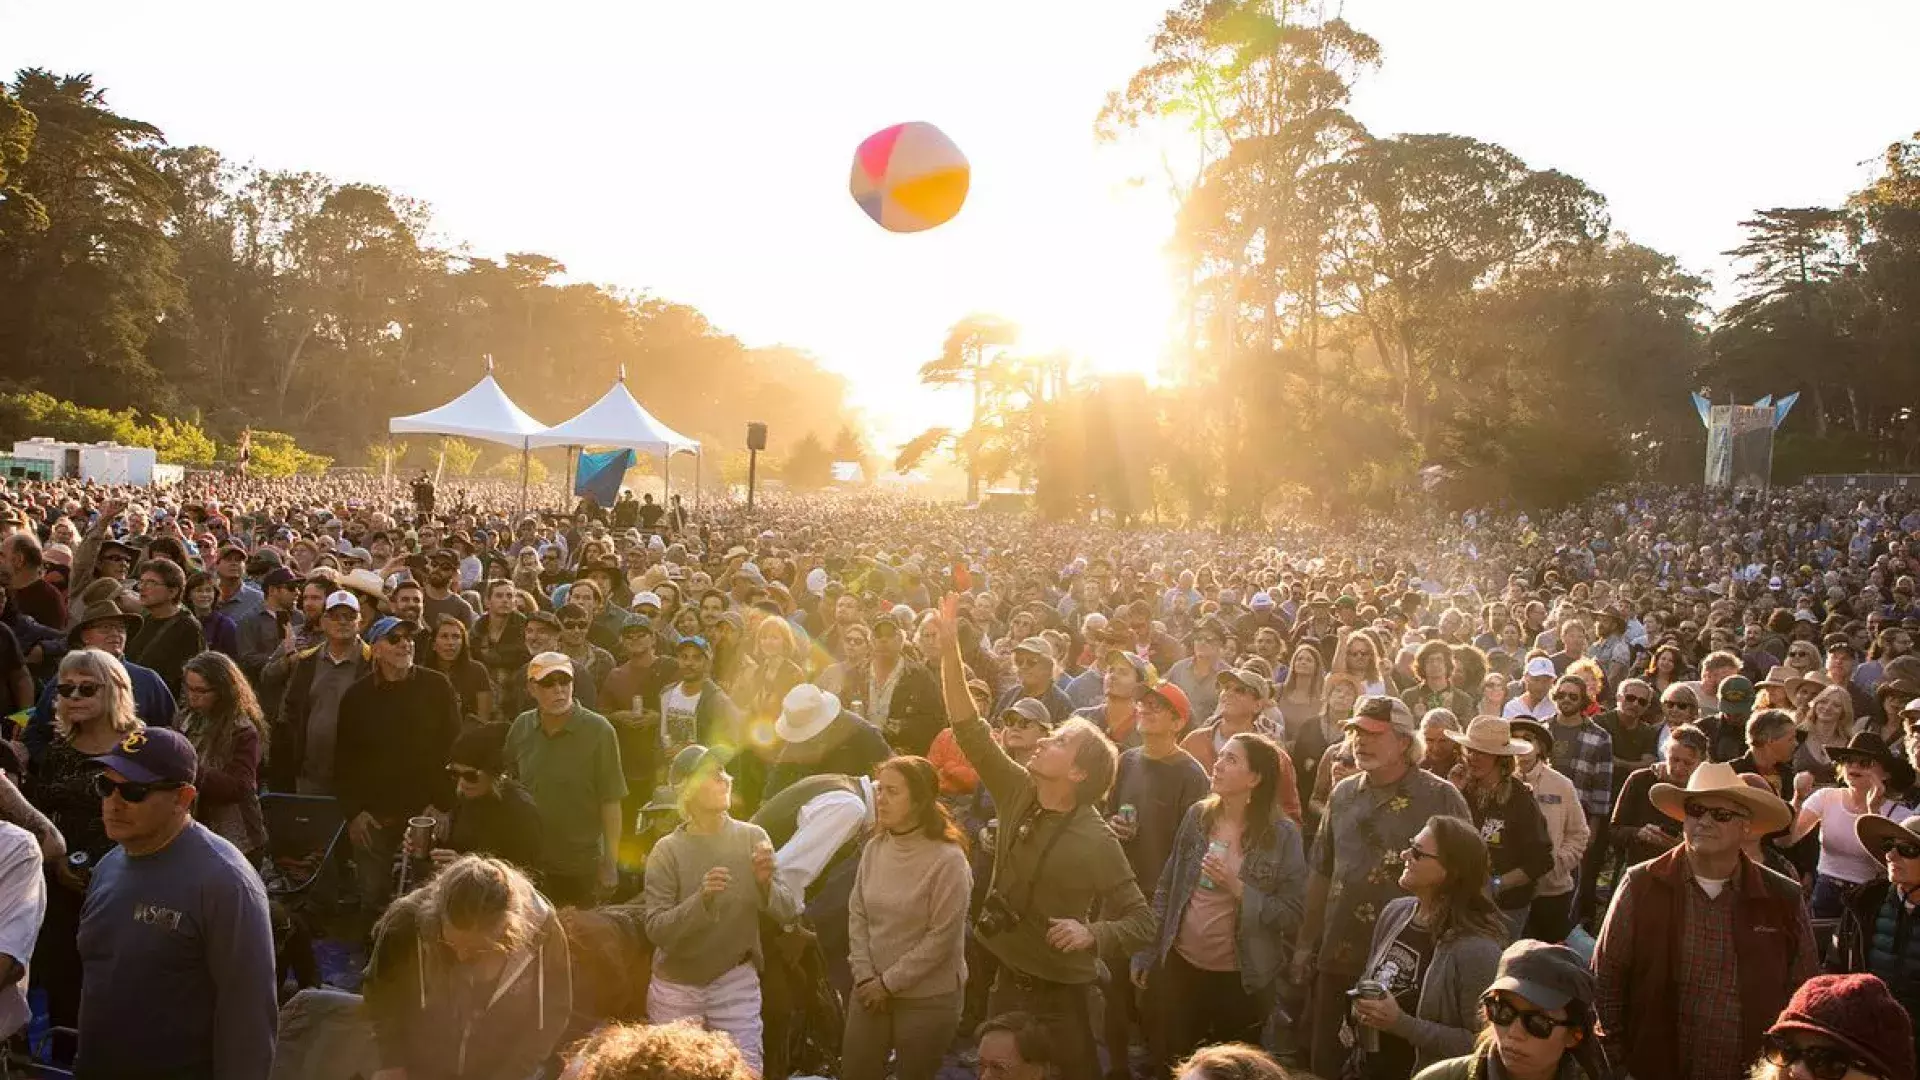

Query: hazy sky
[5,0,1916,448]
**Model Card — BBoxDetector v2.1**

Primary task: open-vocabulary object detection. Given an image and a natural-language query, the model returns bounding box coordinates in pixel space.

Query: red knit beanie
[1766,974,1914,1080]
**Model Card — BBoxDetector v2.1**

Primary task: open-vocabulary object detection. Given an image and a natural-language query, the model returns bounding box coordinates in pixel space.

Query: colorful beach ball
[850,121,970,233]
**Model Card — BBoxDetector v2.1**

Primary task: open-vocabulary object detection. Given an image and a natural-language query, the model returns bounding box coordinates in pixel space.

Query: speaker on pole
[746,422,767,510]
[746,422,768,451]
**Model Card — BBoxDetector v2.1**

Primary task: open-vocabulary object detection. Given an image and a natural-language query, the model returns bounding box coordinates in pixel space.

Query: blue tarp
[574,449,636,507]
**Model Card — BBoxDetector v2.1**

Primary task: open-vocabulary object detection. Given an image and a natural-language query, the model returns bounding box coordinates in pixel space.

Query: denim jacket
[1133,800,1306,995]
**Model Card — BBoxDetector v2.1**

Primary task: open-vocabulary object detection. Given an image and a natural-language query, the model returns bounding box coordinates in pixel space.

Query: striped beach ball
[849,121,970,233]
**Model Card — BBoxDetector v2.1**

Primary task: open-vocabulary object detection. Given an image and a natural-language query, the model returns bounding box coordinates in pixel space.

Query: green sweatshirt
[642,816,800,986]
[952,711,1155,984]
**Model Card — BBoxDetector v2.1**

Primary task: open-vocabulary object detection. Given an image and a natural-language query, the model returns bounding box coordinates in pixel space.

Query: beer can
[406,815,437,857]
[1118,804,1137,828]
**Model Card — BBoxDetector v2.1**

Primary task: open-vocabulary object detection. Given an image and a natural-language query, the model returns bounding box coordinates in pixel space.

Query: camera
[973,891,1021,937]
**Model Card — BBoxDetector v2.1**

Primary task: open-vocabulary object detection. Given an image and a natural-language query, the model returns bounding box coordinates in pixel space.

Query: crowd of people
[2,472,1920,1080]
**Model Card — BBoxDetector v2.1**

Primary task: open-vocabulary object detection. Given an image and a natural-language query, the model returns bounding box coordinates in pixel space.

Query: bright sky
[5,0,1917,451]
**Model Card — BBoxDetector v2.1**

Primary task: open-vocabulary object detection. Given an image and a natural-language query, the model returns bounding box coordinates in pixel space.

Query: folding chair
[260,793,345,897]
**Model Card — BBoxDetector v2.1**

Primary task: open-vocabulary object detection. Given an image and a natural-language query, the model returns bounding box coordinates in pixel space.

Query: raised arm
[934,593,1024,806]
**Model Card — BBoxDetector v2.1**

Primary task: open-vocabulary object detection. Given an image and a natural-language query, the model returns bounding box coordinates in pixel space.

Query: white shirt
[0,821,45,1039]
[772,778,876,901]
[661,684,703,748]
[1503,694,1558,722]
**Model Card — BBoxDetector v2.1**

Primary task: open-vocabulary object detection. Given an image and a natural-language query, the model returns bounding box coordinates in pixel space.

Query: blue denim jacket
[1134,800,1307,995]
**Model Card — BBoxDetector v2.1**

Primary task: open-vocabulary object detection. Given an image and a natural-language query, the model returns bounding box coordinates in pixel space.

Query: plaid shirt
[1546,714,1614,818]
[1595,856,1819,1080]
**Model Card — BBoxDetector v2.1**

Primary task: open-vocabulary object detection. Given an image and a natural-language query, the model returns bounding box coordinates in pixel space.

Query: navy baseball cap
[368,616,420,643]
[92,727,198,785]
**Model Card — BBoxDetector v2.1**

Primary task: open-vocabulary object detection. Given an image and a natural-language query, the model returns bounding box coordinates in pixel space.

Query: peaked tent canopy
[388,365,548,448]
[525,374,701,454]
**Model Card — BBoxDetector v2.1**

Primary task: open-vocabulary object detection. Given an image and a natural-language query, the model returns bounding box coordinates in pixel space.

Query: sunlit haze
[5,0,1915,450]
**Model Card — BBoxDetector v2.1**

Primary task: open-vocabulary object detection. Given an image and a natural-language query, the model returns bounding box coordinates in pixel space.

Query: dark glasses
[1401,845,1439,863]
[1483,995,1575,1040]
[1664,700,1697,711]
[1622,694,1651,706]
[91,775,185,803]
[56,683,102,699]
[1892,841,1920,860]
[1761,1035,1878,1080]
[1552,691,1583,702]
[1683,800,1749,824]
[447,765,487,783]
[535,673,574,688]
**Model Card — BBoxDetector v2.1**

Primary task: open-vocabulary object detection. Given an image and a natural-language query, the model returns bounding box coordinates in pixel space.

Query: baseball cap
[368,616,420,643]
[1013,636,1055,661]
[1138,679,1193,726]
[1524,656,1558,678]
[1487,939,1596,1012]
[632,590,662,611]
[324,590,361,614]
[1216,668,1270,700]
[1717,675,1756,716]
[262,567,301,589]
[91,727,198,786]
[528,651,574,681]
[1249,591,1275,611]
[1001,697,1056,730]
[1346,695,1417,735]
[676,635,712,655]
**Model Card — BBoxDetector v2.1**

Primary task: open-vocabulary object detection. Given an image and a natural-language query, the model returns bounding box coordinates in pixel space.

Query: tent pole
[695,450,702,509]
[385,433,394,507]
[519,442,529,515]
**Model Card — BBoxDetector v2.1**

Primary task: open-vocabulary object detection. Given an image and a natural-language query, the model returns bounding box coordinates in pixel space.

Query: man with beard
[421,549,476,628]
[1544,674,1613,924]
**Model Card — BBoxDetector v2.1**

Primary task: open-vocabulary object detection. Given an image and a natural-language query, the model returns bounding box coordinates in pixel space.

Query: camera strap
[990,803,1073,922]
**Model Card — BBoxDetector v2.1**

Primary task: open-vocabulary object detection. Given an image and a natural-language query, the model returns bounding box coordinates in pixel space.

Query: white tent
[526,371,703,503]
[387,359,549,508]
[388,363,548,447]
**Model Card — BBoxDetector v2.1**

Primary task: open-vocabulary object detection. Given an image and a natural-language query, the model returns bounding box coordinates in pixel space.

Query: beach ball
[850,121,970,233]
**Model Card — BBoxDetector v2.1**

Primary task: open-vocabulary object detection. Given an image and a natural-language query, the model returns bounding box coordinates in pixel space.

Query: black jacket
[335,666,462,821]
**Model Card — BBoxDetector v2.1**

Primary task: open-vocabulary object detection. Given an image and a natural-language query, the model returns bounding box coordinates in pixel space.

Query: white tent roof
[389,368,548,448]
[526,375,700,455]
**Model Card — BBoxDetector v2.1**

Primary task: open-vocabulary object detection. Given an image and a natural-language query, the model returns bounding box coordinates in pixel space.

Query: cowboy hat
[1445,715,1533,756]
[1510,717,1553,756]
[67,601,143,648]
[1756,665,1797,692]
[1786,669,1834,698]
[340,568,386,600]
[1649,761,1793,834]
[774,683,842,743]
[1856,811,1920,860]
[1828,732,1901,774]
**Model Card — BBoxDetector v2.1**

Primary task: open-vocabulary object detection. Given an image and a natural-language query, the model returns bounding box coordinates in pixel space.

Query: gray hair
[1746,708,1796,748]
[54,648,141,740]
[1618,677,1654,702]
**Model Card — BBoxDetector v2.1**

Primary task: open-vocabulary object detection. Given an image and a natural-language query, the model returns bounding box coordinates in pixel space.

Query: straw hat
[1756,665,1797,692]
[1855,811,1920,860]
[1786,669,1834,698]
[1649,761,1793,834]
[1445,715,1533,756]
[773,683,842,743]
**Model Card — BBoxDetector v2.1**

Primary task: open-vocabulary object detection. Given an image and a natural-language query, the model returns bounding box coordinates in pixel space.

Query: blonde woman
[1331,630,1388,697]
[1794,685,1856,786]
[24,648,144,1039]
[361,855,572,1079]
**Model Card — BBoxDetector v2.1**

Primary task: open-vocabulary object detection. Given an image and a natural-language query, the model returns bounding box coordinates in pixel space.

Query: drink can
[1199,838,1228,890]
[1118,804,1137,828]
[406,815,437,857]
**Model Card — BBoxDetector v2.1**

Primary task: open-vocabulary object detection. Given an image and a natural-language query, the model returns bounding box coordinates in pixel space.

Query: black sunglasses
[1621,694,1651,707]
[1401,845,1439,863]
[1664,700,1697,711]
[1761,1035,1878,1080]
[1683,800,1749,824]
[1483,995,1576,1040]
[1892,841,1920,860]
[91,774,185,803]
[56,682,102,699]
[447,765,487,783]
[535,673,574,688]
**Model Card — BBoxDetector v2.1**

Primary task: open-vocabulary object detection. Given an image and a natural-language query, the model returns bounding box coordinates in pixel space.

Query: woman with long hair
[1135,732,1306,1060]
[422,614,494,730]
[362,855,573,1080]
[1641,643,1689,694]
[1275,643,1326,739]
[177,651,268,859]
[1795,684,1856,785]
[1414,939,1610,1080]
[844,756,972,1080]
[1346,815,1507,1079]
[818,622,873,702]
[1297,672,1362,816]
[25,648,144,1047]
[1335,629,1390,696]
[1784,731,1909,948]
[1480,672,1510,717]
[182,568,240,659]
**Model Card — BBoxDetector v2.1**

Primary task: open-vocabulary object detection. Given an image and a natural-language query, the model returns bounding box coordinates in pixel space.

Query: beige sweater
[847,830,972,999]
[1521,760,1591,897]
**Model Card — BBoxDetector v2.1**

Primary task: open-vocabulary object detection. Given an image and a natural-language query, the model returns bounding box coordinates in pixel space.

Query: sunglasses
[1892,841,1920,860]
[1761,1035,1878,1080]
[447,765,487,783]
[1621,694,1651,707]
[535,673,574,688]
[1664,700,1697,711]
[1552,691,1583,702]
[1401,845,1439,864]
[56,682,102,699]
[91,775,185,803]
[1683,800,1749,824]
[1482,995,1576,1040]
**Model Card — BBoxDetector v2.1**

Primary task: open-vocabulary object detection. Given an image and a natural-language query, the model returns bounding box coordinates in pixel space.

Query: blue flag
[574,449,636,507]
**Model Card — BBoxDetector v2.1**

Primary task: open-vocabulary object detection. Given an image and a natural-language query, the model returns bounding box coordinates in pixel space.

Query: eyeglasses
[447,765,487,783]
[90,775,185,803]
[1683,800,1749,824]
[1401,845,1439,864]
[1621,694,1651,707]
[1551,691,1583,702]
[560,620,588,630]
[1482,994,1576,1040]
[1761,1035,1879,1080]
[55,683,102,699]
[1664,700,1697,711]
[535,673,574,688]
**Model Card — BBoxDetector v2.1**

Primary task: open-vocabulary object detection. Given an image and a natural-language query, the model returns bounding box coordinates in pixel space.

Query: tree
[433,436,481,477]
[781,432,835,489]
[916,313,1020,501]
[0,85,46,237]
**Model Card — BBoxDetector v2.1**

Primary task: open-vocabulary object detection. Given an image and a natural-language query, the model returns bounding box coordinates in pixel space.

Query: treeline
[0,69,860,474]
[907,2,1920,520]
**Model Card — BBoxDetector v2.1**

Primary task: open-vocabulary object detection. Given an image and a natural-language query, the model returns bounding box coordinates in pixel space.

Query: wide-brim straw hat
[1756,665,1797,691]
[1787,669,1834,698]
[1649,761,1793,834]
[1856,812,1920,859]
[1444,715,1533,756]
